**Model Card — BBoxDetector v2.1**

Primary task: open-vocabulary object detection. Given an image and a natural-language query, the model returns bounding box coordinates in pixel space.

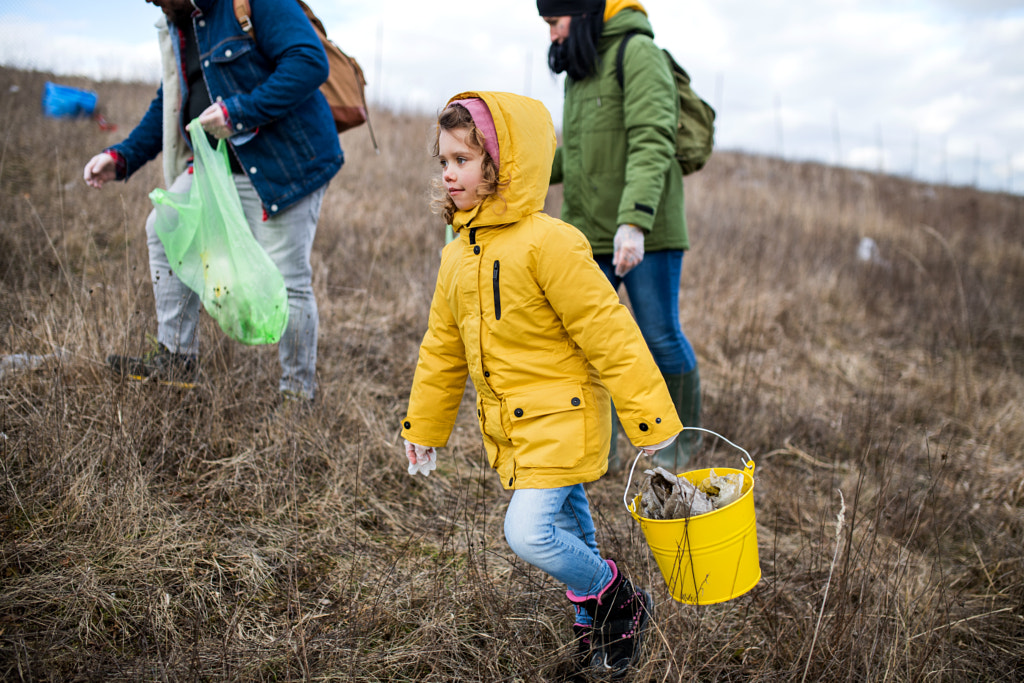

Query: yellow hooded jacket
[401,91,682,490]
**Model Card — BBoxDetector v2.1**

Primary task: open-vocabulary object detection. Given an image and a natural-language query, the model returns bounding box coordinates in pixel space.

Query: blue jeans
[504,485,614,610]
[145,170,325,398]
[596,250,696,375]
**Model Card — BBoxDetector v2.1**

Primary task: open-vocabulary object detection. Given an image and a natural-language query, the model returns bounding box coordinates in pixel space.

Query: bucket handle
[623,426,754,513]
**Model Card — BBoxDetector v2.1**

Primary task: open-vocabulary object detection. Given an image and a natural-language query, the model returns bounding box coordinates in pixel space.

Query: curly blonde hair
[430,104,504,225]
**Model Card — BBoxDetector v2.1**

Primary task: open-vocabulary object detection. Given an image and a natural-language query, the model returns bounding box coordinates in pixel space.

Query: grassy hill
[1,66,1022,681]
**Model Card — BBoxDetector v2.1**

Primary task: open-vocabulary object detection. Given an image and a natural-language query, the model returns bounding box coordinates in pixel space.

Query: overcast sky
[2,0,1022,193]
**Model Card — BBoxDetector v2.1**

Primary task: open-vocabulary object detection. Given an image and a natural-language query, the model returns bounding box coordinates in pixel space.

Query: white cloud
[2,0,1021,193]
[0,17,159,81]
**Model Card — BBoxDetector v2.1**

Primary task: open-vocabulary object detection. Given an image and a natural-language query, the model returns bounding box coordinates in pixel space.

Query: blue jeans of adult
[504,484,614,623]
[145,169,326,399]
[595,249,697,376]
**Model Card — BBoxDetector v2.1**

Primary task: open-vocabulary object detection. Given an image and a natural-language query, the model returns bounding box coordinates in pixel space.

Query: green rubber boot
[651,368,702,471]
[607,401,622,473]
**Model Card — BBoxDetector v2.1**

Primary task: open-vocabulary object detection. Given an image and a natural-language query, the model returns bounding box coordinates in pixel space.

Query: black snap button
[639,423,649,431]
[403,421,411,429]
[514,408,524,417]
[477,409,481,416]
[656,417,662,424]
[571,397,580,406]
[474,245,480,255]
[508,477,514,487]
[484,371,490,377]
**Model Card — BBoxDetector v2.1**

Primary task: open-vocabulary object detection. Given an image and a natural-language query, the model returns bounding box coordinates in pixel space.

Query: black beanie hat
[537,0,603,16]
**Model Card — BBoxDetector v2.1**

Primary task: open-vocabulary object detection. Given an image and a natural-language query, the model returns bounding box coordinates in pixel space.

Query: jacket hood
[604,0,646,21]
[445,91,556,233]
[600,3,653,41]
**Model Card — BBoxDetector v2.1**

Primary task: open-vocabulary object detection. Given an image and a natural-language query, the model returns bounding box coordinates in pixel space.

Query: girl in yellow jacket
[401,91,682,677]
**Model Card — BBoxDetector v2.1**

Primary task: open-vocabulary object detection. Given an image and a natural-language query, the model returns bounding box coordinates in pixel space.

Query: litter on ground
[0,351,66,379]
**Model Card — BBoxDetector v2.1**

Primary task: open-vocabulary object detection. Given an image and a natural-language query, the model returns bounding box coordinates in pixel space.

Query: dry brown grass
[2,65,1022,681]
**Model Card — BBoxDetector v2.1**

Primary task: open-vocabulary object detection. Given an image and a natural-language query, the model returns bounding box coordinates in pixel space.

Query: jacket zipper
[492,260,501,320]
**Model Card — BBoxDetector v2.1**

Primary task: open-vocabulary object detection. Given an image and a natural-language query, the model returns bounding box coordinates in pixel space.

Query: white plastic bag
[703,469,745,508]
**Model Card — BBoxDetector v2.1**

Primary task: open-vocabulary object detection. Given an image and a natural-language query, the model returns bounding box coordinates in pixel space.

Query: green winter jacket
[551,2,689,254]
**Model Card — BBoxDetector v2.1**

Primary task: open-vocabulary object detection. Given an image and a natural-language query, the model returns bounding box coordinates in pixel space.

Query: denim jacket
[110,0,343,216]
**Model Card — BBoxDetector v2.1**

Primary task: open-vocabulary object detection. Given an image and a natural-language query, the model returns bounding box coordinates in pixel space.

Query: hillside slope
[2,67,1022,681]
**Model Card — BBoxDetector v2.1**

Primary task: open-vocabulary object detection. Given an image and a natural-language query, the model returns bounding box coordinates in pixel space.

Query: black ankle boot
[571,620,600,673]
[568,560,653,679]
[107,340,198,387]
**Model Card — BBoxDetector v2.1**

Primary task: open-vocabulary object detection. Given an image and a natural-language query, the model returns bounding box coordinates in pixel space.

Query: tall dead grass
[1,65,1022,681]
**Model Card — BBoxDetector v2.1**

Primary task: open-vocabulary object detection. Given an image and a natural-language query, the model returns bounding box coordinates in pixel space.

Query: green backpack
[616,31,716,175]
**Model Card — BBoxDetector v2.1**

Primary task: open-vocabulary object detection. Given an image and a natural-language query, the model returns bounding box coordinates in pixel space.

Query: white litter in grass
[857,236,889,267]
[0,350,66,378]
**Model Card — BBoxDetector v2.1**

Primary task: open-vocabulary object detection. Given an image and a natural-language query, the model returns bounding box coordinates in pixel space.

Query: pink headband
[449,98,500,170]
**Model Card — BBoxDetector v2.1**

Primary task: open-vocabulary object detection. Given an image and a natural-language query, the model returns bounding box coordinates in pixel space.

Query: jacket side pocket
[506,382,587,469]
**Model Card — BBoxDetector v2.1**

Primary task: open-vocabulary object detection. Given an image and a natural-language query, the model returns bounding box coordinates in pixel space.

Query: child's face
[438,127,486,212]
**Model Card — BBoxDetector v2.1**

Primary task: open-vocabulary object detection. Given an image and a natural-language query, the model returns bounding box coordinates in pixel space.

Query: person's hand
[198,103,232,139]
[641,433,678,456]
[612,223,645,276]
[83,153,117,189]
[404,439,437,476]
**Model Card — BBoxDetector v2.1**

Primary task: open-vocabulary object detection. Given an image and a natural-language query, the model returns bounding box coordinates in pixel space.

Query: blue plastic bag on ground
[148,119,288,345]
[42,82,98,118]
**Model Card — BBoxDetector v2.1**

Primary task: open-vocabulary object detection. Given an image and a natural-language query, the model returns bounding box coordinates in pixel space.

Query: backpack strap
[615,30,639,90]
[233,0,255,39]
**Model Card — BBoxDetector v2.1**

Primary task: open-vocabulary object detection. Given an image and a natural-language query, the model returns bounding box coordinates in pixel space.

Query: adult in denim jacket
[84,0,343,401]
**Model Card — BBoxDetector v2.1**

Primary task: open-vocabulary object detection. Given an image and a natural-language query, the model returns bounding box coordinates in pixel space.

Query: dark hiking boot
[569,560,653,679]
[571,621,598,672]
[107,341,198,388]
[607,406,622,473]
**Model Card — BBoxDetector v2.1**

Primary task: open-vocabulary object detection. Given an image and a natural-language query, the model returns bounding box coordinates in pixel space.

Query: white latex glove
[198,103,232,139]
[83,152,117,189]
[641,433,678,456]
[404,439,437,476]
[612,223,645,277]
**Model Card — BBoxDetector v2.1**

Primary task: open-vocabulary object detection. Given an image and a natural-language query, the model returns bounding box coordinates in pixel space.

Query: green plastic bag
[149,119,288,345]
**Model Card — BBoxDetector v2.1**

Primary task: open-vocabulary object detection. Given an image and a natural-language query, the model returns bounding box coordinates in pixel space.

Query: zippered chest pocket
[492,260,501,321]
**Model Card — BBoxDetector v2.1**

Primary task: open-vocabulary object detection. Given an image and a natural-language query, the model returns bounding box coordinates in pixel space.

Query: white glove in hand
[641,433,678,456]
[404,439,437,476]
[612,223,645,277]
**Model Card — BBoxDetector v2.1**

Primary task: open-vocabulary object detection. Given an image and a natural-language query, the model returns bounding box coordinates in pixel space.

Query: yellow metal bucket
[625,435,760,605]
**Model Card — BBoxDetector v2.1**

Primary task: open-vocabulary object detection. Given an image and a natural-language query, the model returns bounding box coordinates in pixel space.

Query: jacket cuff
[103,148,128,180]
[620,411,683,447]
[218,102,232,130]
[618,202,657,232]
[400,416,454,448]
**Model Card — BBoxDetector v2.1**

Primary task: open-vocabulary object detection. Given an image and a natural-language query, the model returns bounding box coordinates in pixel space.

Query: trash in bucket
[42,82,98,119]
[624,428,761,605]
[637,466,746,519]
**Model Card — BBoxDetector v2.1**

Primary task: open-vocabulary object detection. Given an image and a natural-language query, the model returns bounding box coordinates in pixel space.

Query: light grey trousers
[145,169,326,399]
